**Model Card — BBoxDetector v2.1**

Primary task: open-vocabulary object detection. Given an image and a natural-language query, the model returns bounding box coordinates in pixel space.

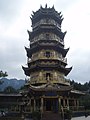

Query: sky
[0,0,90,84]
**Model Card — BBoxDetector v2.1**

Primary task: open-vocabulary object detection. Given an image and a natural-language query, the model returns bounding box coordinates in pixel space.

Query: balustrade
[28,52,67,64]
[32,19,61,29]
[30,75,70,85]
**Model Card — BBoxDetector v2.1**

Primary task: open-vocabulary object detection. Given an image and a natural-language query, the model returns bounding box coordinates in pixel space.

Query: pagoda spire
[23,5,72,86]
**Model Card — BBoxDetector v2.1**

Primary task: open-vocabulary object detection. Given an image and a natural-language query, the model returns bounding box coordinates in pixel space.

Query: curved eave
[63,48,69,57]
[36,65,72,76]
[25,45,69,58]
[27,30,32,41]
[32,16,63,26]
[70,90,85,95]
[29,84,72,92]
[22,63,72,76]
[31,6,63,25]
[60,31,67,40]
[25,47,31,58]
[30,39,64,48]
[28,26,66,40]
[22,66,30,76]
[64,67,72,76]
[28,59,67,67]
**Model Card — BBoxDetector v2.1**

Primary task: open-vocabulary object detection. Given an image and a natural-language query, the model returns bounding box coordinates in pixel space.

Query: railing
[28,54,67,64]
[0,101,22,105]
[31,38,64,45]
[30,76,70,85]
[69,106,85,111]
[32,19,61,30]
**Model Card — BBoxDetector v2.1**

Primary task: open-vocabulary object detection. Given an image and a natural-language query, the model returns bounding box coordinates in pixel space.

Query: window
[46,18,49,23]
[46,34,49,39]
[46,51,50,58]
[46,73,51,80]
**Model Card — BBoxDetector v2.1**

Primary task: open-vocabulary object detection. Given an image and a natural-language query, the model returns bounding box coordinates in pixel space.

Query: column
[74,99,76,107]
[67,99,69,110]
[41,97,44,113]
[29,99,31,112]
[58,97,61,112]
[77,100,79,110]
[63,99,65,107]
[34,99,36,111]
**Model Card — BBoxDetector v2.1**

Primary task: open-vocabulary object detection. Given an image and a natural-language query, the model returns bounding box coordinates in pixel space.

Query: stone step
[42,112,62,120]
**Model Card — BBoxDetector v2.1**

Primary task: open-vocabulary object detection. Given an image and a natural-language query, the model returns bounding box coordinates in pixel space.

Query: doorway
[45,98,58,112]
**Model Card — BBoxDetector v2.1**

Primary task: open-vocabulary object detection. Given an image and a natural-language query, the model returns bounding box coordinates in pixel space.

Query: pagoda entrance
[44,98,58,112]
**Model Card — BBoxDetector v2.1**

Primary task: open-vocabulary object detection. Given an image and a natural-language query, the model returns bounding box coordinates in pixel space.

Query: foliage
[3,86,17,93]
[70,80,90,92]
[64,109,72,120]
[0,70,8,78]
[0,70,8,85]
[19,85,26,91]
[80,94,90,110]
[32,111,41,120]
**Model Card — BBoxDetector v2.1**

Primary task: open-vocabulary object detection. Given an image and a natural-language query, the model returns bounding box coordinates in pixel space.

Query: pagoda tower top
[31,4,63,26]
[22,5,72,86]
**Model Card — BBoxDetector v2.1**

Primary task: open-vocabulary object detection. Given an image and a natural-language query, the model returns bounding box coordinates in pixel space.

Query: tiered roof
[22,5,72,84]
[31,4,63,26]
[25,46,69,58]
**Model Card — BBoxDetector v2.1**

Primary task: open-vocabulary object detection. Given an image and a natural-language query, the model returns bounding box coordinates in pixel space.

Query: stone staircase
[42,112,62,120]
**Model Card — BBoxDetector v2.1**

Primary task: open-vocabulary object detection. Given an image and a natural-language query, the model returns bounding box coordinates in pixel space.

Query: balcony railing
[28,54,67,64]
[32,19,61,30]
[31,38,64,45]
[30,76,70,85]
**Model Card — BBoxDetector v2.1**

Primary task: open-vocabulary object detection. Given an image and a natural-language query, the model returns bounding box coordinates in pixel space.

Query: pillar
[34,99,36,111]
[29,99,31,112]
[77,100,79,110]
[63,99,65,107]
[74,99,76,106]
[58,97,61,112]
[67,99,69,110]
[41,97,44,113]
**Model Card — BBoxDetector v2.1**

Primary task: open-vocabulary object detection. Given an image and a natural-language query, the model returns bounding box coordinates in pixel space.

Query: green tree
[0,70,8,78]
[80,94,90,110]
[3,86,16,93]
[0,70,8,85]
[70,80,90,91]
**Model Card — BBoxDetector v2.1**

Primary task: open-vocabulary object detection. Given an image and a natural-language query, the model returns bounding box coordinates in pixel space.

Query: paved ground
[72,116,90,120]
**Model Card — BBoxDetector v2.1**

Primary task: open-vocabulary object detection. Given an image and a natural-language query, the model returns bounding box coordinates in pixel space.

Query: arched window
[46,51,50,58]
[46,73,53,81]
[46,33,49,39]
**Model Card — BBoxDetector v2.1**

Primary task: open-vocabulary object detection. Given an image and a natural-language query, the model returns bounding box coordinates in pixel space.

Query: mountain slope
[0,78,25,91]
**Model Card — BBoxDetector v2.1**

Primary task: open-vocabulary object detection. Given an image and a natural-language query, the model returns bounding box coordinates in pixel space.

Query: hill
[0,78,25,91]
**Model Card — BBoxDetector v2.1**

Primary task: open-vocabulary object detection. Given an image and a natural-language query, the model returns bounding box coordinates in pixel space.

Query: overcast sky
[0,0,90,83]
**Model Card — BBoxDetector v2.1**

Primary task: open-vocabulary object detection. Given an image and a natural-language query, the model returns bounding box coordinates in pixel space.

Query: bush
[64,109,72,120]
[32,111,41,120]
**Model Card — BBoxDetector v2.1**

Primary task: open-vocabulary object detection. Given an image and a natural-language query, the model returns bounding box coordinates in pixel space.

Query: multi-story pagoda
[22,5,83,114]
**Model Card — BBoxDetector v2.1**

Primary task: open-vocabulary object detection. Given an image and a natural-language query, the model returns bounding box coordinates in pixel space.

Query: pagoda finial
[45,4,47,8]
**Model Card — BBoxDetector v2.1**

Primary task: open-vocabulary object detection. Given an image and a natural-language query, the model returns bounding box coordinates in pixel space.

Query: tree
[3,86,16,93]
[0,70,8,85]
[0,70,8,78]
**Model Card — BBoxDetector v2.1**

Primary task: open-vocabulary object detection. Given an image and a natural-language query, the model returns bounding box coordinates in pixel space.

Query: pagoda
[22,5,82,114]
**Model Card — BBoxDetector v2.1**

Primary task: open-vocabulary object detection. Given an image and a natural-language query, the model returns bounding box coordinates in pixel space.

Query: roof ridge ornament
[32,11,35,15]
[52,5,54,9]
[45,4,47,8]
[58,12,61,15]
